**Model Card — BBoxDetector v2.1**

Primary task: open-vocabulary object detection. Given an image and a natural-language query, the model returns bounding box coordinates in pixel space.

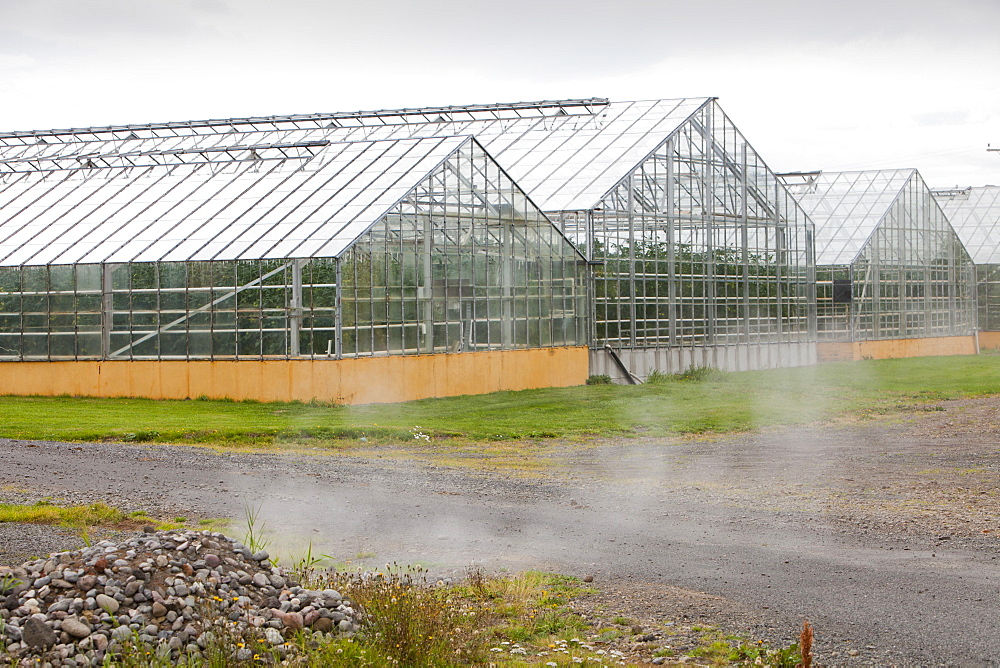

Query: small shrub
[586,374,612,385]
[645,369,670,384]
[122,429,160,442]
[675,364,721,381]
[325,565,490,666]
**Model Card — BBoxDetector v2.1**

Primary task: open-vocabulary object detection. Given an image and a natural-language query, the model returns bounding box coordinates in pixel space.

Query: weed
[122,429,160,442]
[0,572,21,595]
[800,620,814,668]
[242,503,270,556]
[675,364,721,381]
[645,369,670,383]
[288,540,334,586]
[585,374,612,385]
[322,564,490,666]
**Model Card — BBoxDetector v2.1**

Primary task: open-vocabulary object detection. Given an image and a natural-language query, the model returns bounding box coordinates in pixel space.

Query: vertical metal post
[290,259,303,357]
[897,192,907,337]
[872,234,881,340]
[334,259,343,359]
[923,213,932,336]
[666,141,677,346]
[740,144,751,342]
[586,210,596,349]
[101,264,114,359]
[805,227,817,340]
[501,222,514,348]
[423,213,435,353]
[627,173,637,348]
[773,183,783,339]
[704,105,716,348]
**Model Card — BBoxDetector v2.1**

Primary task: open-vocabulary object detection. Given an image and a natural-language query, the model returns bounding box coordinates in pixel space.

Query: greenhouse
[0,133,589,403]
[224,97,815,378]
[932,185,1000,344]
[0,97,817,398]
[781,169,977,361]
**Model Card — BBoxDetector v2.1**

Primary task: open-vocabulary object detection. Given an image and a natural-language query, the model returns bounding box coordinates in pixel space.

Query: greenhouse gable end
[0,133,589,403]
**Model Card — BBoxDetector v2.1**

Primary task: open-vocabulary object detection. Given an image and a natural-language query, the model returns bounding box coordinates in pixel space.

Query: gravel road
[2,396,1000,666]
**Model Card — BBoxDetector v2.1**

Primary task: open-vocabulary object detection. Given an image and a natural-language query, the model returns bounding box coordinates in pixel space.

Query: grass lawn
[0,355,998,447]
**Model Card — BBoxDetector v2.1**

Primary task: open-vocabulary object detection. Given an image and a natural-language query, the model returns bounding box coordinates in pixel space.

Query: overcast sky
[0,0,997,187]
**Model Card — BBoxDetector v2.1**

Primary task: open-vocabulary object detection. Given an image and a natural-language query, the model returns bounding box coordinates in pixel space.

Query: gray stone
[22,617,57,649]
[96,594,119,614]
[61,617,92,639]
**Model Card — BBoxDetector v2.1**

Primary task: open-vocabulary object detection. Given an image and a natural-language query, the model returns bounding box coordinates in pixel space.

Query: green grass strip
[0,355,998,445]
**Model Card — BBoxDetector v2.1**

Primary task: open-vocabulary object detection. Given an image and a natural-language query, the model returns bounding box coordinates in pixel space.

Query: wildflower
[546,663,558,667]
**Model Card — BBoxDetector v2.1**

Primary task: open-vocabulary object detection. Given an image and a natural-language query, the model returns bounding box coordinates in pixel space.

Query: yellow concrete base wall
[817,335,978,363]
[0,347,590,405]
[978,331,1000,350]
[815,342,855,363]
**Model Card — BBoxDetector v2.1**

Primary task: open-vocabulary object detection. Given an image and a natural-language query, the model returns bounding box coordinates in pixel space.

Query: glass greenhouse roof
[781,169,915,265]
[932,185,1000,264]
[0,134,476,267]
[0,98,712,214]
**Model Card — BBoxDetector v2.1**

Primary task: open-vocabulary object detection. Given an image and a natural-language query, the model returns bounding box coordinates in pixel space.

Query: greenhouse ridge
[0,97,993,402]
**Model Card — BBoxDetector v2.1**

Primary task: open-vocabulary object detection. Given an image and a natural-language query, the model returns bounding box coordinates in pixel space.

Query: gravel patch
[0,524,84,566]
[1,528,360,665]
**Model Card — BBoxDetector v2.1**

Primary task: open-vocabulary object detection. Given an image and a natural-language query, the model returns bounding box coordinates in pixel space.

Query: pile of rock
[0,529,361,666]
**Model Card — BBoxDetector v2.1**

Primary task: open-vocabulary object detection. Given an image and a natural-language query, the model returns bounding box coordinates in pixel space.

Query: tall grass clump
[674,364,723,381]
[323,565,489,667]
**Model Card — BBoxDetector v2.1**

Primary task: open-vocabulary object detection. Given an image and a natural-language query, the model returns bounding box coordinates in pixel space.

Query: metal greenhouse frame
[782,170,976,354]
[932,185,1000,335]
[0,97,817,382]
[0,135,588,362]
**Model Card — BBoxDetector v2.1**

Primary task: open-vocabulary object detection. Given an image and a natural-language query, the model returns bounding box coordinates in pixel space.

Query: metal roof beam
[0,99,610,143]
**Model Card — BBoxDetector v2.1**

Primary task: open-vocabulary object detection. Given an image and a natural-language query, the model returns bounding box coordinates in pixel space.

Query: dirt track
[2,397,1000,665]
